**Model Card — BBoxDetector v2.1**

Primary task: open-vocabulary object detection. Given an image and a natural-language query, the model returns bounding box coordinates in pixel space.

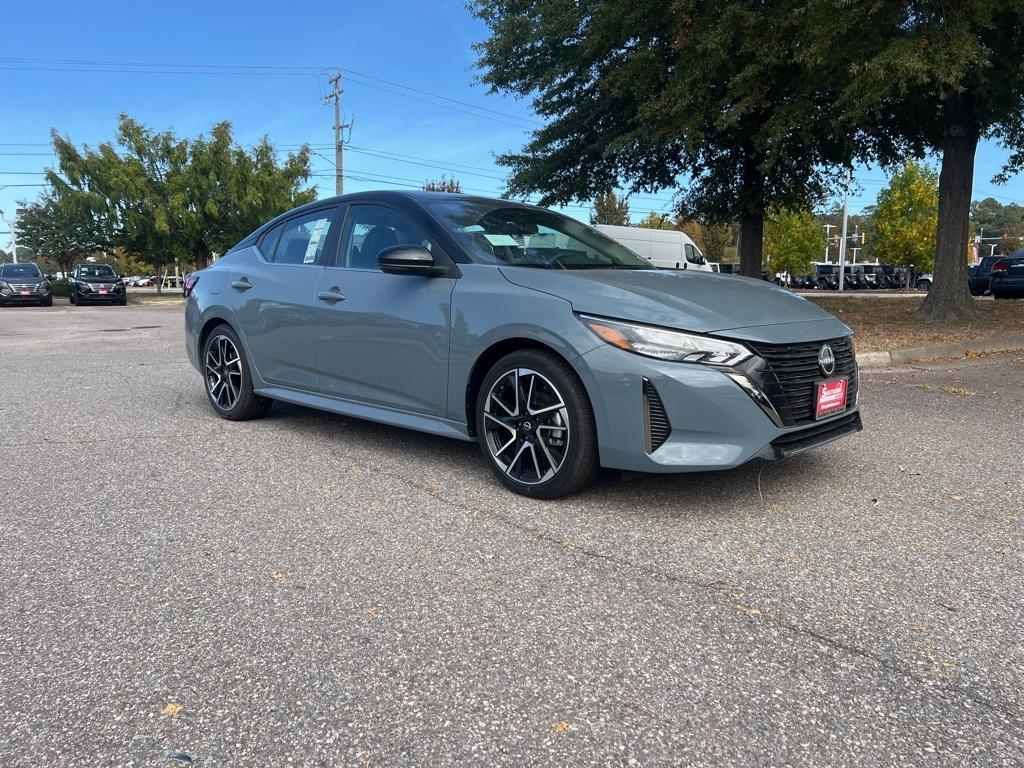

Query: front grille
[642,378,671,453]
[10,283,36,290]
[747,337,858,426]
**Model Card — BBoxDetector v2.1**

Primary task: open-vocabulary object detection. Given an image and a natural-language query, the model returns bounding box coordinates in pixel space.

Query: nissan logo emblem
[818,344,836,376]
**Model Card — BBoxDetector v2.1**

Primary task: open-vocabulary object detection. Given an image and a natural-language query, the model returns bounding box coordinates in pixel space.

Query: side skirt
[255,385,474,442]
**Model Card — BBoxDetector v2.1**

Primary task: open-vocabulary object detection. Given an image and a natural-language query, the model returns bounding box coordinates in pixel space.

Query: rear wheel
[68,290,76,305]
[475,349,598,499]
[201,324,271,421]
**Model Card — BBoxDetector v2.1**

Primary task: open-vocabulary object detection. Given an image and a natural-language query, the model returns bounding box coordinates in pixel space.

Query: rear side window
[258,223,284,259]
[271,210,337,266]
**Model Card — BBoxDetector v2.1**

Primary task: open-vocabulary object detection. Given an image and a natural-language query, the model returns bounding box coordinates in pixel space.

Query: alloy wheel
[483,367,570,485]
[205,334,243,411]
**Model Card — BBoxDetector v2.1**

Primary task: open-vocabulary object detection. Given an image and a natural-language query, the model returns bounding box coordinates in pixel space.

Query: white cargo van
[595,224,713,271]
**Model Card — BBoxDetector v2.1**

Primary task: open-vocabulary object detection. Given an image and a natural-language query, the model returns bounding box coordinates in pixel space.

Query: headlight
[77,281,90,290]
[0,281,9,291]
[38,282,51,293]
[579,314,752,366]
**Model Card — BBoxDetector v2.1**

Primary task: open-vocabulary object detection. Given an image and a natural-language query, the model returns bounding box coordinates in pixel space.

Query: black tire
[68,290,75,305]
[916,280,931,292]
[42,296,52,307]
[118,295,128,306]
[201,324,271,421]
[475,349,598,499]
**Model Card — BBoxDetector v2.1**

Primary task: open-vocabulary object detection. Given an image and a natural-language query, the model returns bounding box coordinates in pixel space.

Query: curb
[856,335,1024,369]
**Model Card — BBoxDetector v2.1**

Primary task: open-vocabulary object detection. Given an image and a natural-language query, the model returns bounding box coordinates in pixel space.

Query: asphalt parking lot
[1,303,1022,767]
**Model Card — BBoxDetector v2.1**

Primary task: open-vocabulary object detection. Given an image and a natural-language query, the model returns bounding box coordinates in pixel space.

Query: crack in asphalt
[353,456,1024,748]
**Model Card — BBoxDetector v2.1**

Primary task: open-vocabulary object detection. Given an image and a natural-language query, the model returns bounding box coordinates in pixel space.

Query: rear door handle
[317,289,346,303]
[230,278,252,291]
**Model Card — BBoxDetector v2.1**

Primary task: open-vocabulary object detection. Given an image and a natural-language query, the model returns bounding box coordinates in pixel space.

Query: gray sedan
[184,192,861,498]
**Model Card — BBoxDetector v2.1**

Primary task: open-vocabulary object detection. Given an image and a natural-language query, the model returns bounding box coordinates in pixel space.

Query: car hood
[499,267,849,338]
[2,275,45,285]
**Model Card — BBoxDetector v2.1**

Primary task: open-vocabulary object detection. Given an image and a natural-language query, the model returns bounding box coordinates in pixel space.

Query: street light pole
[837,169,851,291]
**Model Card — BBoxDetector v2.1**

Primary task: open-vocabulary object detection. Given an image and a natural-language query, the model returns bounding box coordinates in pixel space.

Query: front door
[230,206,340,391]
[315,203,456,416]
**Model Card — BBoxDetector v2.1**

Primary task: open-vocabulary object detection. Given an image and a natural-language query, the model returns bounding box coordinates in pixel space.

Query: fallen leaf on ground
[270,570,286,581]
[941,386,976,396]
[871,498,881,507]
[161,701,183,717]
[555,721,572,733]
[950,495,966,502]
[912,624,927,633]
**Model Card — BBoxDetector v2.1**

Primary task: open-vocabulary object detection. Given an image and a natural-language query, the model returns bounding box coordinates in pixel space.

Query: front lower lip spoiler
[722,371,785,428]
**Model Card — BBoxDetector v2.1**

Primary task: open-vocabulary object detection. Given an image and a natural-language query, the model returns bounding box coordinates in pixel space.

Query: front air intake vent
[643,378,671,453]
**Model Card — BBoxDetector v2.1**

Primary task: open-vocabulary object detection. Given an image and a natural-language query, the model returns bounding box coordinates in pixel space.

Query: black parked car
[970,253,1015,296]
[69,263,127,306]
[991,255,1024,299]
[0,262,52,306]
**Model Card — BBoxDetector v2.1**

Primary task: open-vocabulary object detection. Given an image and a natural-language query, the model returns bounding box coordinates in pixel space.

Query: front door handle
[230,278,252,291]
[317,289,347,303]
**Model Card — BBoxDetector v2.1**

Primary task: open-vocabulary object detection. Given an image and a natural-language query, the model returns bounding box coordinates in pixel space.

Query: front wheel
[475,350,598,499]
[201,325,271,421]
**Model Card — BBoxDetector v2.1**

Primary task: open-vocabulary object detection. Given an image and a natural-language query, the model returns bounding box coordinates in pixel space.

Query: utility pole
[837,168,851,291]
[322,69,352,196]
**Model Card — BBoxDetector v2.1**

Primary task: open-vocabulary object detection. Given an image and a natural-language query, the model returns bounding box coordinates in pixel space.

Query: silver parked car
[185,192,861,498]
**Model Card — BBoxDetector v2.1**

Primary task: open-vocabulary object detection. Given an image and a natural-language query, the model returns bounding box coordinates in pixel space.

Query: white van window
[684,244,705,265]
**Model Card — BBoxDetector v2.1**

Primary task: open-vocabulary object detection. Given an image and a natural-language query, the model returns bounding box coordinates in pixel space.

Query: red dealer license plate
[815,378,848,420]
[19,290,31,296]
[98,289,108,294]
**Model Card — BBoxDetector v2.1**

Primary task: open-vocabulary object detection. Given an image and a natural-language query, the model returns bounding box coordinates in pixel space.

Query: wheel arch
[464,337,594,438]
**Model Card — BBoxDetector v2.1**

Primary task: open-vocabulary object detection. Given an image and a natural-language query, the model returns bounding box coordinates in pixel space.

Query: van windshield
[428,200,651,270]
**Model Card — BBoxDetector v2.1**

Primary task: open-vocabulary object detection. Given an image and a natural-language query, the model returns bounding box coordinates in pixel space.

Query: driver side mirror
[378,245,452,277]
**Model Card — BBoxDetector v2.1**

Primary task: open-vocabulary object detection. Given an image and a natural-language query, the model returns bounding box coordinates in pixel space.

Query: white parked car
[595,224,714,271]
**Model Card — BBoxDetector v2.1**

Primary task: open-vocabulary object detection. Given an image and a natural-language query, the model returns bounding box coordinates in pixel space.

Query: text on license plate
[19,290,31,295]
[815,378,848,419]
[99,289,108,294]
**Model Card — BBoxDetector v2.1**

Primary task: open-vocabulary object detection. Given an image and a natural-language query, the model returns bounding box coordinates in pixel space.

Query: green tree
[423,176,463,193]
[590,191,629,226]
[871,161,939,274]
[15,191,110,277]
[472,0,867,278]
[636,212,674,230]
[840,2,1024,319]
[763,209,826,278]
[48,114,316,290]
[702,222,736,264]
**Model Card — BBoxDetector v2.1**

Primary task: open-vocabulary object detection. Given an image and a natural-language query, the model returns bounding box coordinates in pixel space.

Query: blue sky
[2,0,1023,255]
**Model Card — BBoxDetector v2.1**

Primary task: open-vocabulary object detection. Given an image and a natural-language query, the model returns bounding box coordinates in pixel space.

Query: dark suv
[69,263,127,306]
[0,262,52,307]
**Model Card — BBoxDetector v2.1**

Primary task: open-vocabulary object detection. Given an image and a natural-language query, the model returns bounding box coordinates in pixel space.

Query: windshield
[79,264,116,278]
[0,263,42,278]
[428,200,652,270]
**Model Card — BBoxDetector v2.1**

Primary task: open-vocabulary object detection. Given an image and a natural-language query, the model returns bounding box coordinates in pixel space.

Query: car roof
[284,189,540,216]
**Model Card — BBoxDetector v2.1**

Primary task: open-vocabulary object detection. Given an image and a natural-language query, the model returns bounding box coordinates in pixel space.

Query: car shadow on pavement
[257,399,838,515]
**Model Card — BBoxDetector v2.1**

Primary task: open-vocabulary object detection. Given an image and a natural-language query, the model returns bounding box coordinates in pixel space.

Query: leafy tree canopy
[423,176,463,193]
[472,0,869,276]
[635,212,674,230]
[872,160,939,273]
[15,191,110,277]
[47,114,315,283]
[764,209,826,278]
[590,191,629,225]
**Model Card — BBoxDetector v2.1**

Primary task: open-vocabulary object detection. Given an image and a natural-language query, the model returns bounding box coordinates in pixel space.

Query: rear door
[229,206,341,391]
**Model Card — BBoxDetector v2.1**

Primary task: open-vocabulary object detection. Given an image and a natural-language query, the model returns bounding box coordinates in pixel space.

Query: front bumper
[0,289,49,305]
[575,344,862,473]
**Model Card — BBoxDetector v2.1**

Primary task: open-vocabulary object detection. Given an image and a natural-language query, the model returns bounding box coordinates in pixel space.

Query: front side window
[1,263,43,278]
[428,200,650,270]
[340,204,434,270]
[272,210,336,266]
[684,243,705,265]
